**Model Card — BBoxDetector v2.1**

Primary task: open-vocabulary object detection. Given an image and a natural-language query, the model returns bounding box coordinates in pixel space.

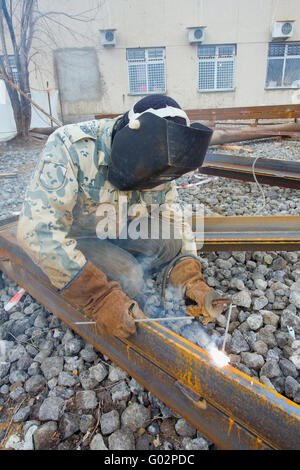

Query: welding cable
[251,155,267,216]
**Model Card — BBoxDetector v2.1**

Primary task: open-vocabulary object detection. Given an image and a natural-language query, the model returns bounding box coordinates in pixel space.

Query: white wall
[4,0,300,122]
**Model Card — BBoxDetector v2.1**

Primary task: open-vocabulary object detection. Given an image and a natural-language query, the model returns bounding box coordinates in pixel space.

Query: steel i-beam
[0,218,299,450]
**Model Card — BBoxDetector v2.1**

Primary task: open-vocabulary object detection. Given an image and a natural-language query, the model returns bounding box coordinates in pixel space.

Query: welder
[17,94,227,338]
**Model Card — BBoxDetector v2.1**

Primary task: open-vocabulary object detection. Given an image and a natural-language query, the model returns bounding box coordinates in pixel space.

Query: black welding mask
[107,109,213,191]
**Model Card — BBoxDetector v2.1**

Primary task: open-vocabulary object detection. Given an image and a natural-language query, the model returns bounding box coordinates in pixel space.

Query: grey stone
[182,437,209,450]
[264,254,273,265]
[232,290,251,308]
[38,396,65,421]
[0,384,9,394]
[247,314,263,331]
[295,389,300,404]
[232,252,246,263]
[7,344,26,362]
[100,410,120,435]
[281,307,300,334]
[90,433,108,450]
[241,352,264,370]
[33,421,58,450]
[79,369,99,390]
[0,362,10,378]
[266,348,282,362]
[58,371,78,387]
[253,296,268,311]
[108,365,129,382]
[79,414,95,433]
[175,418,197,437]
[290,280,300,293]
[129,378,144,395]
[254,278,268,291]
[27,362,40,377]
[9,369,28,384]
[260,360,282,379]
[271,376,285,394]
[108,428,135,450]
[289,354,300,369]
[289,291,300,309]
[24,375,46,395]
[275,331,290,349]
[272,256,287,270]
[258,326,277,348]
[10,318,31,337]
[40,356,64,380]
[76,390,97,410]
[121,403,151,431]
[147,422,160,435]
[285,376,300,399]
[260,376,276,390]
[262,311,280,328]
[230,330,250,354]
[230,278,245,290]
[111,381,131,403]
[23,420,40,437]
[16,354,32,371]
[279,358,298,379]
[89,363,108,383]
[10,385,24,401]
[80,346,98,363]
[59,413,80,440]
[64,338,83,356]
[34,315,48,329]
[24,303,40,315]
[13,405,31,422]
[64,356,84,373]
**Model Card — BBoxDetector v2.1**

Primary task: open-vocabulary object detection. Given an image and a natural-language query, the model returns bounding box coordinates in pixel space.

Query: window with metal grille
[198,44,236,92]
[127,47,166,95]
[266,42,300,89]
[0,55,19,85]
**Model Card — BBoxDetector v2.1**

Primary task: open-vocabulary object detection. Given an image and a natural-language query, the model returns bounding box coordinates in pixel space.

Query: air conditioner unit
[188,27,206,44]
[272,21,294,39]
[100,29,116,47]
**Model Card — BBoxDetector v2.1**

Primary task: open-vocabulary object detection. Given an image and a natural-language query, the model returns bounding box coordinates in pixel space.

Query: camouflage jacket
[17,118,197,289]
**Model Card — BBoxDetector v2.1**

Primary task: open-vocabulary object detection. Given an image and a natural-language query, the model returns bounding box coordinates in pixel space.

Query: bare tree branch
[0,0,104,136]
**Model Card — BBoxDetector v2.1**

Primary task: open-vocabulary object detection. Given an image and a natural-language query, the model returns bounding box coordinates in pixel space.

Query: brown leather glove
[60,261,142,338]
[169,258,229,324]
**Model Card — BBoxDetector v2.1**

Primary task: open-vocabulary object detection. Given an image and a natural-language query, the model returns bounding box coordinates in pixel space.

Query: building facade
[3,0,300,125]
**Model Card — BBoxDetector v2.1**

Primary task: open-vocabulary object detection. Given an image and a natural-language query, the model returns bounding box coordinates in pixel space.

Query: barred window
[198,44,236,92]
[266,42,300,89]
[127,47,166,95]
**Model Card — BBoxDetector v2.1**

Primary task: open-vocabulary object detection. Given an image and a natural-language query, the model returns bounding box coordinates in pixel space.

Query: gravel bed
[0,137,299,450]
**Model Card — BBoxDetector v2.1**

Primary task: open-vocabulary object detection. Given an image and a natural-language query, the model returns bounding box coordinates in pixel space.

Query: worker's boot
[60,261,143,338]
[169,258,229,324]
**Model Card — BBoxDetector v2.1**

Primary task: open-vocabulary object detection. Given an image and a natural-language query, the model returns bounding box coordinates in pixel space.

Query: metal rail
[95,104,300,122]
[1,214,300,253]
[199,153,300,189]
[186,104,300,121]
[194,215,300,252]
[0,220,299,449]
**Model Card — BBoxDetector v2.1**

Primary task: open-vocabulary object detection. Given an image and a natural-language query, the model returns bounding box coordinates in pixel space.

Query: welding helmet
[108,95,213,191]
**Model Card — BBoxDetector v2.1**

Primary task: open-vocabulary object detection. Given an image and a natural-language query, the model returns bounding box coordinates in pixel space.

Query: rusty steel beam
[0,219,300,449]
[186,104,300,121]
[194,215,300,252]
[95,105,300,122]
[199,152,300,190]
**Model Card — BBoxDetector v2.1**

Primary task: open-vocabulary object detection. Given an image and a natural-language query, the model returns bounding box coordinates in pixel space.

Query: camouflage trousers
[76,217,182,299]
